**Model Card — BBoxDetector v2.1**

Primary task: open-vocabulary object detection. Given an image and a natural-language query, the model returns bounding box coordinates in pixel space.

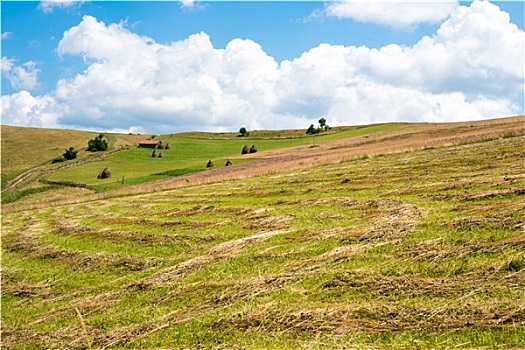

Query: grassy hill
[1,125,149,203]
[1,116,525,349]
[1,123,407,206]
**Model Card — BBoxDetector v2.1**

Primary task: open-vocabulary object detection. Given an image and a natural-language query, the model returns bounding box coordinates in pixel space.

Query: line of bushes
[41,180,96,191]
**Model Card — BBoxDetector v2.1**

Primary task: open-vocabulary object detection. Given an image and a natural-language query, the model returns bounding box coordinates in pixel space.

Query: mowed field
[1,116,525,349]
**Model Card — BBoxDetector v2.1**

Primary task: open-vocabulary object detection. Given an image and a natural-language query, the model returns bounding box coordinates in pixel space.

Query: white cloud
[38,0,86,13]
[54,16,280,132]
[179,0,206,11]
[274,0,523,122]
[325,0,459,29]
[1,57,41,91]
[180,0,194,8]
[1,57,15,73]
[1,32,12,40]
[4,1,523,133]
[1,91,64,128]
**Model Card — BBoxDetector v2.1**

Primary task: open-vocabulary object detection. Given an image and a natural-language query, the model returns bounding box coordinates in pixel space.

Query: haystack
[242,145,249,155]
[225,160,232,166]
[207,160,214,168]
[158,152,164,158]
[165,143,172,150]
[97,167,112,179]
[158,141,164,149]
[250,145,257,153]
[151,150,157,157]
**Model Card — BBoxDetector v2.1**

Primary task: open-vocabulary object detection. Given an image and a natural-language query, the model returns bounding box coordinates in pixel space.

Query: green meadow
[4,123,406,196]
[1,118,524,349]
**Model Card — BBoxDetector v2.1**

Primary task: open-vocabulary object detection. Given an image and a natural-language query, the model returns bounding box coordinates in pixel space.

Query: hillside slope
[1,125,149,204]
[2,117,524,349]
[4,116,522,212]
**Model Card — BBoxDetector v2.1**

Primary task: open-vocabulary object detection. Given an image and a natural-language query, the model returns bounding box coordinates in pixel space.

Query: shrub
[306,124,320,135]
[52,156,66,164]
[239,127,249,137]
[63,147,78,160]
[87,134,108,152]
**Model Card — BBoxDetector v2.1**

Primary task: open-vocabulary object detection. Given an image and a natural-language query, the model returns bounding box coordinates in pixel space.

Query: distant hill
[1,116,523,209]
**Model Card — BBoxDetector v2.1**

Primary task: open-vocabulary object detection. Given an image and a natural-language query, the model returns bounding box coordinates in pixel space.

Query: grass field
[1,117,524,349]
[0,126,149,203]
[44,124,408,193]
[2,123,407,204]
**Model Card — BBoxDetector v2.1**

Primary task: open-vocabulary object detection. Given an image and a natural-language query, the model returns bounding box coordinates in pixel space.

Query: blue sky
[1,1,524,133]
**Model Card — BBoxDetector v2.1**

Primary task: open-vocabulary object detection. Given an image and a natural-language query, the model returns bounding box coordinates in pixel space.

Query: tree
[306,118,330,135]
[319,117,329,131]
[319,118,326,129]
[319,118,330,131]
[87,134,108,152]
[63,147,78,160]
[239,127,247,136]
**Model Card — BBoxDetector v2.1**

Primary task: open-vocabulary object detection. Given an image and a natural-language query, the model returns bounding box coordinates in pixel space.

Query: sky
[1,0,524,134]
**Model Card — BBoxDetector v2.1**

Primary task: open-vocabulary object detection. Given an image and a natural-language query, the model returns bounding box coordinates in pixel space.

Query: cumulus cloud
[1,32,12,40]
[53,15,280,132]
[1,57,41,91]
[325,0,459,29]
[1,91,64,127]
[3,1,523,133]
[280,0,522,123]
[39,0,86,13]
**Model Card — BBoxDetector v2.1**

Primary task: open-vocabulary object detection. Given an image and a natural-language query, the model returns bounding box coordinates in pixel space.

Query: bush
[239,127,249,137]
[87,134,108,152]
[63,147,78,160]
[306,124,321,135]
[52,156,65,164]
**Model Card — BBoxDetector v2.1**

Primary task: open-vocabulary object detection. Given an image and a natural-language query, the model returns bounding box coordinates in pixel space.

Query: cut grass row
[2,134,524,349]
